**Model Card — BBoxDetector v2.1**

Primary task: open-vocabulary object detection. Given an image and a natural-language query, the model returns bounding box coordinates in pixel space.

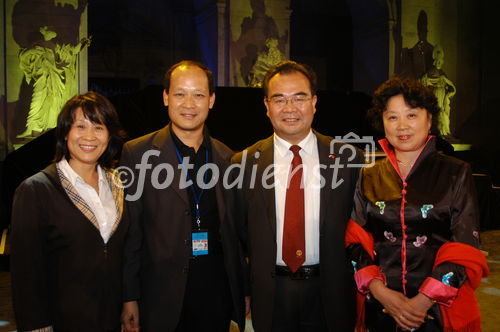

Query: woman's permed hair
[54,91,125,168]
[367,76,441,134]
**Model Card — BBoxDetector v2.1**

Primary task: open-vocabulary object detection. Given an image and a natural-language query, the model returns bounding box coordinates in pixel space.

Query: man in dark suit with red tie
[231,61,362,332]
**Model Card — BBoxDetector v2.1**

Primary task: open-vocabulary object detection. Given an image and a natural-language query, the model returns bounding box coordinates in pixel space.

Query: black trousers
[175,254,232,332]
[271,275,327,332]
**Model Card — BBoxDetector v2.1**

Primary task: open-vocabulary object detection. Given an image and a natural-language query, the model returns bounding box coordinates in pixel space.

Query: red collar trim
[378,135,434,180]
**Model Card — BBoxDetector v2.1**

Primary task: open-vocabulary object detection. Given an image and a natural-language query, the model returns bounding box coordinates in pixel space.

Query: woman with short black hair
[11,91,127,332]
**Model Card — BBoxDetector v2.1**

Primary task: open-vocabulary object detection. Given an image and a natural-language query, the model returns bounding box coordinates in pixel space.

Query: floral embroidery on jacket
[420,204,433,218]
[383,231,396,243]
[413,235,427,247]
[441,272,454,286]
[375,201,386,214]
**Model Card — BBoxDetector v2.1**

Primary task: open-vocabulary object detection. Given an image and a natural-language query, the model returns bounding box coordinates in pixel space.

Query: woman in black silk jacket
[346,77,488,332]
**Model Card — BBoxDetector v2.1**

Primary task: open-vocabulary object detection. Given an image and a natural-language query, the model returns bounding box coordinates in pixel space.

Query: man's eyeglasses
[268,95,311,107]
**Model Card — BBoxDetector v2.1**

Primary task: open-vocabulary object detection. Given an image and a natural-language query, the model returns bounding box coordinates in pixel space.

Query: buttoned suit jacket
[11,164,128,332]
[231,131,362,332]
[121,124,246,331]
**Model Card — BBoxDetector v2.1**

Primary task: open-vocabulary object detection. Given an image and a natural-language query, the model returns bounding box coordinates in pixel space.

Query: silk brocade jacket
[349,137,481,330]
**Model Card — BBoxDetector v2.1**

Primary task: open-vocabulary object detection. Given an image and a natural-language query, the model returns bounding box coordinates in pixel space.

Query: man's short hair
[163,60,215,95]
[262,60,318,97]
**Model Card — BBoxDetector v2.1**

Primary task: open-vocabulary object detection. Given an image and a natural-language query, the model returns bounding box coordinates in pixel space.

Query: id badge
[192,231,209,256]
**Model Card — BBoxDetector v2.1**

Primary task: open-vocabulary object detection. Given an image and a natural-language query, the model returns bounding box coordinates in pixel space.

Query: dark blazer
[231,131,362,332]
[10,164,128,332]
[120,124,246,331]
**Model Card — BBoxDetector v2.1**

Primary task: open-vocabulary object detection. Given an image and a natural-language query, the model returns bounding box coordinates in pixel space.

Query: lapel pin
[328,154,335,159]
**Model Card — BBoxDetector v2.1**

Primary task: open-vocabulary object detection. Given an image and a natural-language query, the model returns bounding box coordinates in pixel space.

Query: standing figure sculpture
[399,10,434,80]
[421,45,456,137]
[248,38,286,87]
[17,26,90,138]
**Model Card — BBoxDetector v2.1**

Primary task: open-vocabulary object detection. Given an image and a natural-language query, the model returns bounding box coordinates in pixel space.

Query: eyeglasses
[268,95,311,107]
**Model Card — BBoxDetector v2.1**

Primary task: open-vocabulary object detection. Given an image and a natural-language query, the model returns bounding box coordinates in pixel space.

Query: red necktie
[282,145,305,273]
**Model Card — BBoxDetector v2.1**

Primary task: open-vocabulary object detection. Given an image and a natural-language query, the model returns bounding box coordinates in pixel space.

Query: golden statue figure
[421,45,456,137]
[248,38,286,87]
[17,26,90,138]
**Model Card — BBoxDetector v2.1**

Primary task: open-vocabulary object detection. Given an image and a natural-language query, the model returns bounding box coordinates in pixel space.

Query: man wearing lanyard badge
[120,60,246,332]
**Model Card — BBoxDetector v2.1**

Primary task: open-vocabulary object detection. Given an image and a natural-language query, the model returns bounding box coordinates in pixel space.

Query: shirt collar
[273,130,316,157]
[58,158,106,187]
[170,125,211,153]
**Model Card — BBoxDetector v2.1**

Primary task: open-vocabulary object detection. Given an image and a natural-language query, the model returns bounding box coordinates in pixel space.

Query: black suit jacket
[120,124,246,331]
[11,164,128,332]
[231,131,362,332]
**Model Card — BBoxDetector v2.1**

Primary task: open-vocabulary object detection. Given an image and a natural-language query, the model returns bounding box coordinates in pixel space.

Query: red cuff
[354,265,386,294]
[419,277,459,307]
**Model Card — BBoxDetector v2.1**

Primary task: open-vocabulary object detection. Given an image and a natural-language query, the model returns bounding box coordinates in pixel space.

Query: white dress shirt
[273,130,321,266]
[58,159,117,243]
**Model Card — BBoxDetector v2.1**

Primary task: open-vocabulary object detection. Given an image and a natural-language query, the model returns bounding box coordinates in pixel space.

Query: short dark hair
[163,60,215,95]
[368,76,440,134]
[262,60,318,97]
[54,91,125,168]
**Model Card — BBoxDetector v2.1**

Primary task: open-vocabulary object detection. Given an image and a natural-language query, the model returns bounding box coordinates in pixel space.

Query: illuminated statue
[400,10,434,79]
[421,45,456,137]
[231,0,288,86]
[248,38,286,87]
[17,26,90,138]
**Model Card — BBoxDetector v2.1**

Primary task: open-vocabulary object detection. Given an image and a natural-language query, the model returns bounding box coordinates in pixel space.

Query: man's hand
[121,301,139,332]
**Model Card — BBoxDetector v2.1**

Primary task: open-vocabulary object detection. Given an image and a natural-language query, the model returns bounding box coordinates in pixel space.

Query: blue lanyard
[174,145,209,229]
